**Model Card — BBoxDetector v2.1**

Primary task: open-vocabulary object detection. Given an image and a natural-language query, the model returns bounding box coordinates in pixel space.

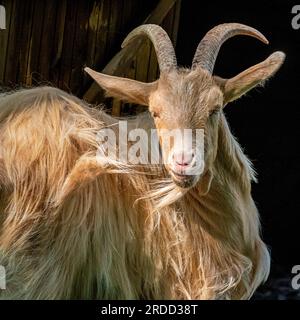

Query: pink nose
[172,151,194,167]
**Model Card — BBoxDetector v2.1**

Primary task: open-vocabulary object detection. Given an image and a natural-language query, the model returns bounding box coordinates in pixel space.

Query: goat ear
[214,51,285,104]
[85,67,157,106]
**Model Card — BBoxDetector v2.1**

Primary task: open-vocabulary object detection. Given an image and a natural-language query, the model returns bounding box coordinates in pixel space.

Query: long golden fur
[0,86,270,299]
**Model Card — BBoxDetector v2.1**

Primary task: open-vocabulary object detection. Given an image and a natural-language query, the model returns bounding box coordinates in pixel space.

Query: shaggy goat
[0,23,284,299]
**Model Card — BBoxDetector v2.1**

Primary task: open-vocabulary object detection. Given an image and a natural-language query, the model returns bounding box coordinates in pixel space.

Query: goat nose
[172,151,194,166]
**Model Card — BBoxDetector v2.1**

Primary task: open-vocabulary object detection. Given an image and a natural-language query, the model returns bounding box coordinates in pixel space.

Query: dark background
[177,0,299,277]
[0,0,298,298]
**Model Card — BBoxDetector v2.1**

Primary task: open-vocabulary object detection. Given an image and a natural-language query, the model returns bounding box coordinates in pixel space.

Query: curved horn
[122,24,177,73]
[192,23,269,73]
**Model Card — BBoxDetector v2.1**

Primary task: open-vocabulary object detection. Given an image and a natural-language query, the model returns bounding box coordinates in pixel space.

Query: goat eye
[210,107,221,116]
[151,111,160,118]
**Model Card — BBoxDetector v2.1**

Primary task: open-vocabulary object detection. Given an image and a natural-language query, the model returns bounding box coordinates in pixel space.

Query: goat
[0,23,284,299]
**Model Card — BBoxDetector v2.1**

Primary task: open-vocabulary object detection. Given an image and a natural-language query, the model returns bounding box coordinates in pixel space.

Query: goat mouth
[170,170,197,188]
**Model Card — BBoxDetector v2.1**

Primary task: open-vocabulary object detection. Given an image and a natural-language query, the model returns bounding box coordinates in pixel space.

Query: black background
[177,0,299,274]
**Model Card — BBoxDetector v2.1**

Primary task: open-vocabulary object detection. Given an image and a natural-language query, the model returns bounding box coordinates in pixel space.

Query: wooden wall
[0,0,181,115]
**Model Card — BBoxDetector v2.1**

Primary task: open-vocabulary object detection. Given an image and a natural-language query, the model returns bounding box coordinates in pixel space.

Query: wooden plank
[4,0,27,85]
[133,38,151,115]
[135,39,151,82]
[108,0,125,116]
[89,0,137,108]
[51,0,68,87]
[105,0,177,76]
[22,0,36,87]
[147,44,158,83]
[0,0,13,84]
[69,0,91,95]
[0,0,181,103]
[58,0,78,91]
[120,57,137,116]
[85,1,102,68]
[119,0,134,34]
[82,0,103,92]
[15,1,36,85]
[93,0,111,68]
[38,0,58,83]
[111,0,158,116]
[83,0,178,103]
[82,0,110,103]
[27,0,47,86]
[111,99,122,116]
[104,0,113,62]
[104,0,118,62]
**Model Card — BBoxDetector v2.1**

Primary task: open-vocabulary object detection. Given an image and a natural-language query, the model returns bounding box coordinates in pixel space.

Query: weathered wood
[0,0,181,113]
[4,0,24,84]
[83,0,179,103]
[104,0,177,76]
[0,0,13,84]
[39,1,58,83]
[59,0,79,91]
[147,44,158,83]
[22,1,36,87]
[69,0,91,95]
[27,0,47,85]
[16,0,33,85]
[94,0,111,68]
[51,0,68,87]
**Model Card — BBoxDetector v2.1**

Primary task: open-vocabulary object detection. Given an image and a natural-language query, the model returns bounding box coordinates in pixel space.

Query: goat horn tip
[270,51,286,63]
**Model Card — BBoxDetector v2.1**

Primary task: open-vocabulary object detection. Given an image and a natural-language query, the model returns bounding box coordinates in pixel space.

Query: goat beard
[136,167,213,213]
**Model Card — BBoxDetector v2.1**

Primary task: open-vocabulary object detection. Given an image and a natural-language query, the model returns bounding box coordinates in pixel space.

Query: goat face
[85,23,285,189]
[146,70,223,188]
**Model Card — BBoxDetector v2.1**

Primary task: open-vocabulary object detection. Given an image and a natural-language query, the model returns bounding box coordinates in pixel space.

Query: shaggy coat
[0,87,269,299]
[0,22,285,300]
